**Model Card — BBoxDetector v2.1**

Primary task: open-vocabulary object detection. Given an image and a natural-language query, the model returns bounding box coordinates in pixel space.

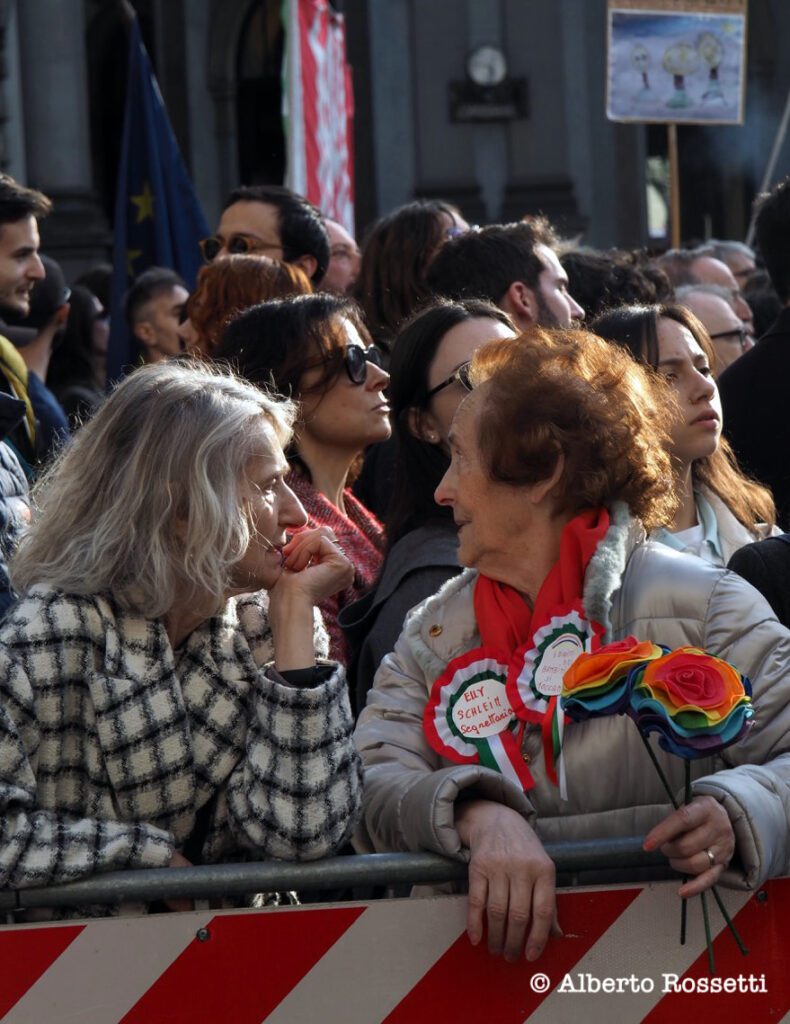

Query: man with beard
[0,174,49,609]
[0,174,50,476]
[427,218,585,329]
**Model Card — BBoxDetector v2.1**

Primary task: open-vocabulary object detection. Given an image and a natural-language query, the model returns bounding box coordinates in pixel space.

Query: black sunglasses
[344,344,384,384]
[425,361,473,400]
[198,234,283,263]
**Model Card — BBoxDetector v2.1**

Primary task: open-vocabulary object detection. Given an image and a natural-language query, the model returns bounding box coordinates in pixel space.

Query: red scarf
[474,508,610,783]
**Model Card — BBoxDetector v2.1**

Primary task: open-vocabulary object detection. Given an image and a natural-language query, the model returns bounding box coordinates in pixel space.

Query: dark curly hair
[469,328,678,531]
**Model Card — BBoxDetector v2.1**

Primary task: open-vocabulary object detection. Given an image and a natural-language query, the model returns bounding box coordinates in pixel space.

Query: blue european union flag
[108,16,209,380]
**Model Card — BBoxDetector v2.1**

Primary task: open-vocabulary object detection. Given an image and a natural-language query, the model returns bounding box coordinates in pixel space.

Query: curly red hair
[188,254,312,356]
[469,328,678,531]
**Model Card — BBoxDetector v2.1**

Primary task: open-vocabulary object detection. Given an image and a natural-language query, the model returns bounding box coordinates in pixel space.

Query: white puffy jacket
[354,503,790,891]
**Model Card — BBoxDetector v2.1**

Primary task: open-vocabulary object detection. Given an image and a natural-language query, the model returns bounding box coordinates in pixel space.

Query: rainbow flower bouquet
[562,638,754,974]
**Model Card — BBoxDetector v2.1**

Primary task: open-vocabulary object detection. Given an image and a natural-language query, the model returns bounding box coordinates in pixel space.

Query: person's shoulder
[625,539,726,613]
[398,567,478,653]
[0,586,112,646]
[729,534,790,575]
[377,521,459,592]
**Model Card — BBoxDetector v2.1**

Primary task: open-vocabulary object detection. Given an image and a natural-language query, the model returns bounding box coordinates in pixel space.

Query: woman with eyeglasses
[340,299,516,713]
[177,254,313,358]
[591,303,778,564]
[350,200,471,522]
[216,294,390,664]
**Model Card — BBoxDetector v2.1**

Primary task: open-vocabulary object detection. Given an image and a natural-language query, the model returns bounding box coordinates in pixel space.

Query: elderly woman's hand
[268,528,354,672]
[278,528,354,605]
[455,799,561,963]
[643,795,735,898]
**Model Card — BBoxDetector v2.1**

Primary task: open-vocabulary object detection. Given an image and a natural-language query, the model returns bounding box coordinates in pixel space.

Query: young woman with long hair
[591,302,777,563]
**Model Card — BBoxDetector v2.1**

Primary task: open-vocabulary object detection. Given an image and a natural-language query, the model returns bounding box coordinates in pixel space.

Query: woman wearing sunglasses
[216,294,390,664]
[340,298,516,713]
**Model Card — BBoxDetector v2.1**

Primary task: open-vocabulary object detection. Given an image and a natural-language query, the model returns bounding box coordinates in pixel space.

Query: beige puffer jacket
[354,503,790,891]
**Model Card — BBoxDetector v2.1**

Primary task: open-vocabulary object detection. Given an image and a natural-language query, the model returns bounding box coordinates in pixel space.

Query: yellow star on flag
[130,182,155,224]
[127,248,142,276]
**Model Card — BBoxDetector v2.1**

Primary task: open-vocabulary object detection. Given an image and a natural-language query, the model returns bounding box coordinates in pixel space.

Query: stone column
[16,0,110,280]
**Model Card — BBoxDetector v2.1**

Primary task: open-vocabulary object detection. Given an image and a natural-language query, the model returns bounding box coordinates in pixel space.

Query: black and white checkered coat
[0,585,362,889]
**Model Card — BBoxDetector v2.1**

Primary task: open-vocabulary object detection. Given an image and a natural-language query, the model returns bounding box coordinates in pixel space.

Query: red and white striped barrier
[1,878,789,1022]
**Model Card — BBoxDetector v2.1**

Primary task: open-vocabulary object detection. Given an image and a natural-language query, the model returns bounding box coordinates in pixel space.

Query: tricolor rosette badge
[506,607,603,794]
[628,646,754,759]
[423,647,534,791]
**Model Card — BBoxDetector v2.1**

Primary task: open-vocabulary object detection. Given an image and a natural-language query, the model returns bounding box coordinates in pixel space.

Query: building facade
[0,0,788,278]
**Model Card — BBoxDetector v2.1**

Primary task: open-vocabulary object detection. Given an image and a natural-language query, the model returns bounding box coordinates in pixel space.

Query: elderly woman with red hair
[354,329,790,964]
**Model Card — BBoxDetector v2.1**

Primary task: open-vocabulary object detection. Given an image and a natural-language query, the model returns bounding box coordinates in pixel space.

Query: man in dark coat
[718,177,790,529]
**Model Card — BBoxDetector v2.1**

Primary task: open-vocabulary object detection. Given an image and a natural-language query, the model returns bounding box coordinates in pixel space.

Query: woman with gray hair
[0,361,362,900]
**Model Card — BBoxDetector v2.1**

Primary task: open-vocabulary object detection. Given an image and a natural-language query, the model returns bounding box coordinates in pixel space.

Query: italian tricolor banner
[283,0,355,232]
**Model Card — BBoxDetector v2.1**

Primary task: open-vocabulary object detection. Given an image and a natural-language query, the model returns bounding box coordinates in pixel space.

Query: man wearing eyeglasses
[676,287,754,375]
[200,185,330,285]
[655,245,755,339]
[321,219,361,295]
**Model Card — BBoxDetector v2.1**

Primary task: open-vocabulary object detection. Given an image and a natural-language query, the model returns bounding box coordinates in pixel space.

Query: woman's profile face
[298,317,392,453]
[418,317,517,446]
[434,389,538,576]
[229,419,308,593]
[655,316,722,470]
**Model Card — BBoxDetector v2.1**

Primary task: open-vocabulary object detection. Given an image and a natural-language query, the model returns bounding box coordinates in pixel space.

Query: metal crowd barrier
[0,836,673,913]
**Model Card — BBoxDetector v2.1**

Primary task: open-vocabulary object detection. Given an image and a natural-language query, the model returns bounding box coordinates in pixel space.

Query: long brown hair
[354,199,463,350]
[591,303,775,531]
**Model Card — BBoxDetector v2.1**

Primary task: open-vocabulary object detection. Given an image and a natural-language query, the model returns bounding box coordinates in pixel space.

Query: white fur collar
[582,502,644,639]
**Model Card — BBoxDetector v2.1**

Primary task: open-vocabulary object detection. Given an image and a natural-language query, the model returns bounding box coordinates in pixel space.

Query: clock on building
[466,45,508,87]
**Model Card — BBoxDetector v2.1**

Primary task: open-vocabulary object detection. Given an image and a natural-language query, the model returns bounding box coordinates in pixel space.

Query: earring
[426,432,440,443]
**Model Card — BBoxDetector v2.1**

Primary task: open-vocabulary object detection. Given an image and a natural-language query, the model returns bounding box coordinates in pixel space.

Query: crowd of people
[0,168,790,958]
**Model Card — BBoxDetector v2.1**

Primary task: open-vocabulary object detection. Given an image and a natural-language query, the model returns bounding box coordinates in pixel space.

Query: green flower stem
[701,889,715,975]
[682,762,691,948]
[636,729,679,809]
[711,887,749,955]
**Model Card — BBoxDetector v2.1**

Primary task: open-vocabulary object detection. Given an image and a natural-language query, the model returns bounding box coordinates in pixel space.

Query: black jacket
[718,307,790,529]
[728,534,790,630]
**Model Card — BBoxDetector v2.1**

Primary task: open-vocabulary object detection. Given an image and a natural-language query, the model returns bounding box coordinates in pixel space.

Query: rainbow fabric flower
[628,646,753,759]
[561,638,754,973]
[561,636,665,720]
